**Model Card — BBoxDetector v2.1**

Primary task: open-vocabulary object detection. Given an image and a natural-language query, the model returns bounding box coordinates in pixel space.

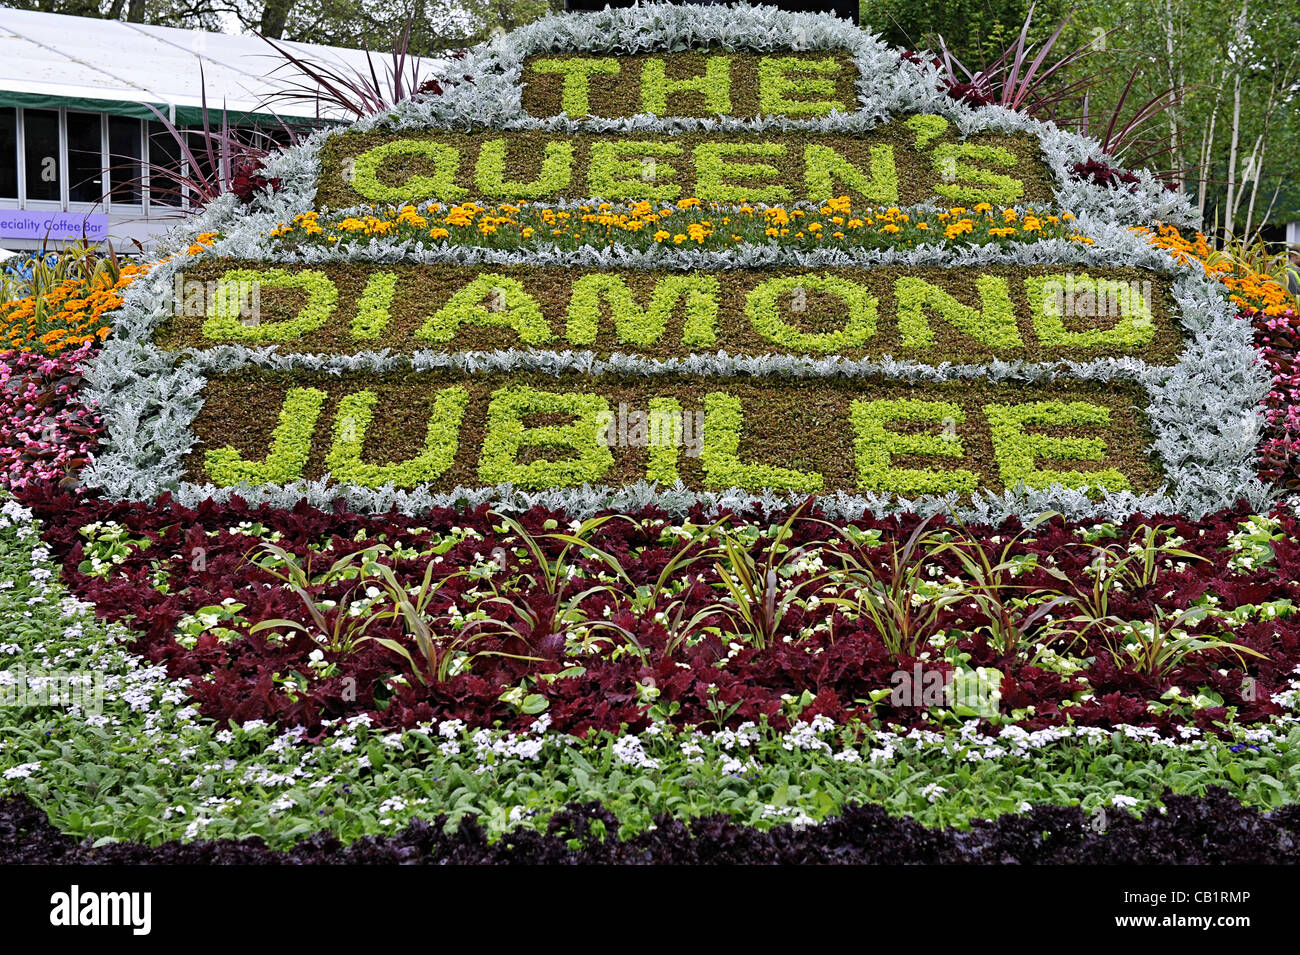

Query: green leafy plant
[823,515,965,660]
[462,512,641,662]
[923,513,1072,656]
[247,541,391,654]
[1099,606,1267,680]
[672,503,829,652]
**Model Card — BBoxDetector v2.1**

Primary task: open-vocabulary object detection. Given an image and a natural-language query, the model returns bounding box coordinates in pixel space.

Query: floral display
[3,4,1300,866]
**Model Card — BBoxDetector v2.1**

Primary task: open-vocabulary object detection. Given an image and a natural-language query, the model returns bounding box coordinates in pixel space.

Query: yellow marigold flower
[654,230,671,242]
[880,224,901,234]
[973,202,993,214]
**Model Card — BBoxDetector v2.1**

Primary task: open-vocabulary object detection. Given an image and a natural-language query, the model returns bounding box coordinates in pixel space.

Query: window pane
[67,111,103,203]
[108,116,142,205]
[148,122,183,207]
[0,109,16,198]
[23,109,60,202]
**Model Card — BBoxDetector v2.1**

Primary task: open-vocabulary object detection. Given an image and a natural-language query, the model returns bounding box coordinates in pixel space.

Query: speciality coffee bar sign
[0,209,108,242]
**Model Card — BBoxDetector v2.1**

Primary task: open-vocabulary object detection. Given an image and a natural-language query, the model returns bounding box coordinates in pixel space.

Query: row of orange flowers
[1137,224,1296,316]
[0,264,146,356]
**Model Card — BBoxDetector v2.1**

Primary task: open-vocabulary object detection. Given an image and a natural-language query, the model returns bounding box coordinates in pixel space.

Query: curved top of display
[220,2,1197,238]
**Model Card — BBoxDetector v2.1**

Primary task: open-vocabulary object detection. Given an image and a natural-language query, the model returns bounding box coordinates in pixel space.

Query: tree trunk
[1222,0,1249,241]
[127,0,146,23]
[260,0,297,39]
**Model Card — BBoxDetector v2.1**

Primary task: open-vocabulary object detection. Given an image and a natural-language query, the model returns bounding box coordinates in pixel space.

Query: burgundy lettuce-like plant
[17,484,1300,739]
[230,161,282,205]
[1070,158,1141,189]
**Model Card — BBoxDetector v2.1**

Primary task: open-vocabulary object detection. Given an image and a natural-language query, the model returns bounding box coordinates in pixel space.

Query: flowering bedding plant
[3,4,1300,864]
[256,200,1091,254]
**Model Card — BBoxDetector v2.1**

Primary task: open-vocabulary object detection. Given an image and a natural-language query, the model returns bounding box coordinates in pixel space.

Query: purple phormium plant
[934,6,1184,181]
[1074,67,1188,177]
[937,4,1105,117]
[260,16,465,120]
[111,64,310,214]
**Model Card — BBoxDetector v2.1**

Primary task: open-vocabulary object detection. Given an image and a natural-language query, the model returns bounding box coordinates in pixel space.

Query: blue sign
[0,209,110,242]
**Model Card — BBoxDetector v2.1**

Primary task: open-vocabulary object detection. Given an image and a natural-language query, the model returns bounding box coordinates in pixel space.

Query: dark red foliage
[230,161,282,205]
[900,50,944,69]
[942,80,997,107]
[18,482,1300,738]
[1253,308,1300,490]
[1070,158,1141,189]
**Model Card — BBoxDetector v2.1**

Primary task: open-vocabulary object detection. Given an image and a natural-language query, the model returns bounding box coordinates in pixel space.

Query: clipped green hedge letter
[202,268,338,344]
[932,143,1024,204]
[418,273,553,344]
[851,399,977,495]
[205,387,327,486]
[478,385,614,489]
[645,397,685,484]
[701,392,823,492]
[803,143,899,205]
[894,274,1024,350]
[984,400,1132,493]
[694,142,791,203]
[566,273,719,347]
[640,57,732,115]
[475,138,573,198]
[325,387,468,488]
[532,57,621,116]
[757,56,845,116]
[588,140,682,200]
[745,273,877,353]
[1024,273,1156,349]
[350,140,467,203]
[350,271,398,339]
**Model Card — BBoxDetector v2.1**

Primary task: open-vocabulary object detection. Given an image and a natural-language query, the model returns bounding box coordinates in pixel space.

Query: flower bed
[4,3,1300,864]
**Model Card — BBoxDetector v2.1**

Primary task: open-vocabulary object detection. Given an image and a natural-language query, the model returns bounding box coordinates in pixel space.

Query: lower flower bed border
[4,788,1298,865]
[3,499,1299,850]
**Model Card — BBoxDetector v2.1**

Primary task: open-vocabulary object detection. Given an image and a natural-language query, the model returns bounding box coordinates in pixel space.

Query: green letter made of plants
[88,4,1265,520]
